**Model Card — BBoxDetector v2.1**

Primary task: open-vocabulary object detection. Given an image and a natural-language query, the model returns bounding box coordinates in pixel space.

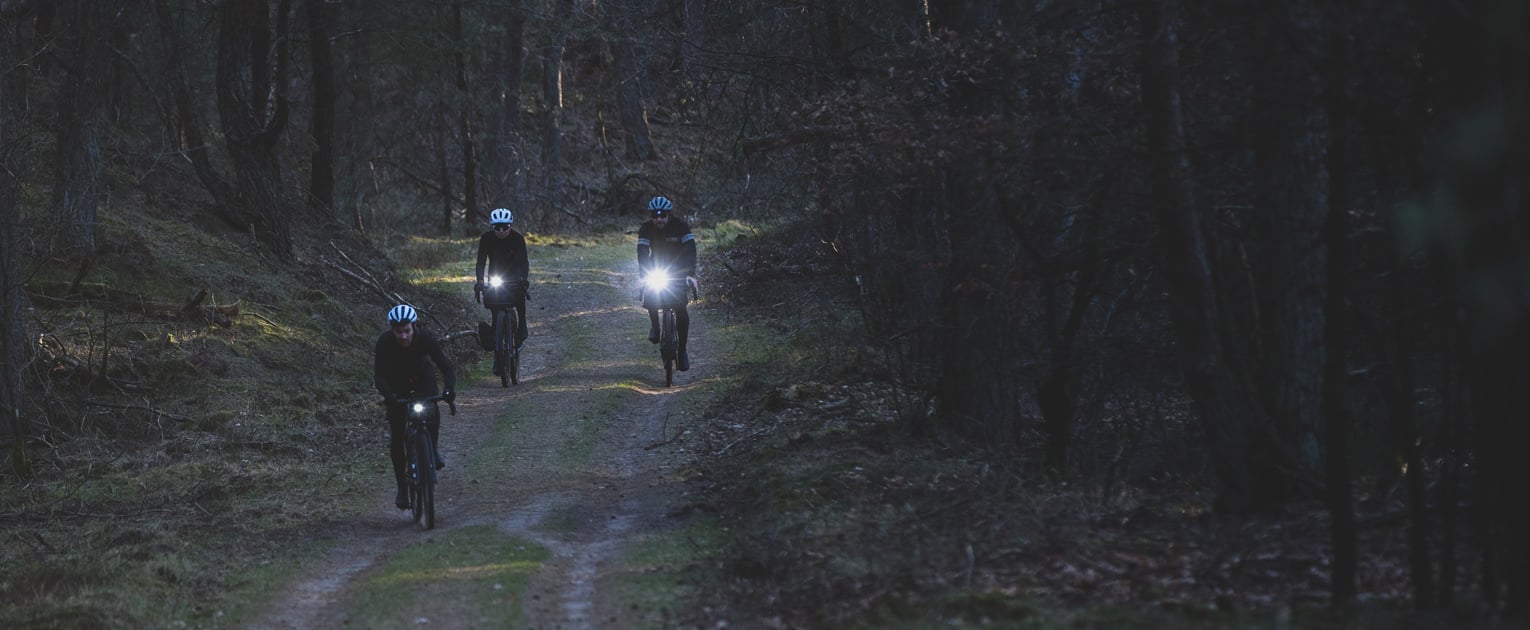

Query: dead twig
[79,399,194,424]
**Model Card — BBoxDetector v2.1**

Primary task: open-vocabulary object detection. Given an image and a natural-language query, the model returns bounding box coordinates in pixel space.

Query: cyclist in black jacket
[474,208,530,346]
[374,304,457,509]
[636,196,698,371]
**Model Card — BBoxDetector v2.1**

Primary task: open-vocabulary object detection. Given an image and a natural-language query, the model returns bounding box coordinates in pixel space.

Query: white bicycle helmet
[387,304,418,324]
[489,208,513,225]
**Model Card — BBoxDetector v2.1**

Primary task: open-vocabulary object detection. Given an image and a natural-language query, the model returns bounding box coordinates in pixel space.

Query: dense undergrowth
[0,198,1507,628]
[672,222,1507,630]
[0,196,485,627]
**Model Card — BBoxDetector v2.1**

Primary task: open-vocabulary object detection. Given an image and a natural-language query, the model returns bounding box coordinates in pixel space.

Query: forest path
[249,240,705,629]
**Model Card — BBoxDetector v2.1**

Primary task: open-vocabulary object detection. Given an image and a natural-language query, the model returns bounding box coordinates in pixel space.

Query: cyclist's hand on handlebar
[474,281,485,292]
[686,276,699,289]
[442,389,456,404]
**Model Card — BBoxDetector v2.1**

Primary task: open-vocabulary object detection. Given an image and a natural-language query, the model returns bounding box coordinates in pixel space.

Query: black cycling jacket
[476,228,530,286]
[373,327,457,397]
[636,218,697,276]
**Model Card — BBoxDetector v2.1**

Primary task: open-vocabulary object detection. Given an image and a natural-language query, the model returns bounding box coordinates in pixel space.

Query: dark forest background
[3,0,1529,622]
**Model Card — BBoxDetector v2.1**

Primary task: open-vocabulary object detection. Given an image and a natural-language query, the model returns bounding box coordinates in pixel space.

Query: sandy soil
[249,246,702,629]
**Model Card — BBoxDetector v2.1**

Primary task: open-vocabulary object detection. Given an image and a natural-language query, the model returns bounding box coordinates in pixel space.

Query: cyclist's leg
[647,308,661,343]
[387,404,409,508]
[676,304,691,371]
[676,304,690,350]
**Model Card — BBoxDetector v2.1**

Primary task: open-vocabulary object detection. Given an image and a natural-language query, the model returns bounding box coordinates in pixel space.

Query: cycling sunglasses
[493,224,512,232]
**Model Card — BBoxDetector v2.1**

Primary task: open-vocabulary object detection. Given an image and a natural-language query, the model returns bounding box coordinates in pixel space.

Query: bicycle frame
[386,394,456,530]
[641,268,696,387]
[477,277,524,386]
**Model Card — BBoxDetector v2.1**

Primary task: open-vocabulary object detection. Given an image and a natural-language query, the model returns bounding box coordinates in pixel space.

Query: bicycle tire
[508,308,521,385]
[496,309,511,388]
[662,309,676,387]
[417,431,436,530]
[408,431,423,524]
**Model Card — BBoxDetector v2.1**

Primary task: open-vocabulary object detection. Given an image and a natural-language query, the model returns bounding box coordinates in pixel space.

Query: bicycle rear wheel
[416,432,436,530]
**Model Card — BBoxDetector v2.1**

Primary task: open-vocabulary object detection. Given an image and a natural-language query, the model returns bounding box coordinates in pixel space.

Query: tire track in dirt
[248,244,699,629]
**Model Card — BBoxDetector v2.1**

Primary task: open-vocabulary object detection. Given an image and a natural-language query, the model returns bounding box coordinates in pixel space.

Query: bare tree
[1322,3,1356,606]
[609,0,654,161]
[487,0,529,207]
[1,0,41,478]
[215,0,295,259]
[153,0,235,210]
[925,0,1024,445]
[541,0,573,193]
[1142,0,1278,512]
[1253,0,1330,474]
[50,0,114,256]
[452,0,479,232]
[307,0,338,216]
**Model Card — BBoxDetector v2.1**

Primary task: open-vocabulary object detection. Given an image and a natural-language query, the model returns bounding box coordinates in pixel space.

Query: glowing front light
[412,403,425,413]
[643,269,672,291]
[489,276,504,288]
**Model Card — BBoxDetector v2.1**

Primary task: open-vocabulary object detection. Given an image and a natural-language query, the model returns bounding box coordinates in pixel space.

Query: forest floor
[247,236,723,628]
[3,218,1523,629]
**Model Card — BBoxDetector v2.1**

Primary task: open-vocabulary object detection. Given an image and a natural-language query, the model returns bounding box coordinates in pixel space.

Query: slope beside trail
[249,240,710,629]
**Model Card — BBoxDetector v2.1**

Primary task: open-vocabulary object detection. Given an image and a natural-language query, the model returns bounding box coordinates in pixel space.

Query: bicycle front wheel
[661,309,676,387]
[508,308,521,385]
[495,309,511,388]
[416,431,436,530]
[408,441,423,525]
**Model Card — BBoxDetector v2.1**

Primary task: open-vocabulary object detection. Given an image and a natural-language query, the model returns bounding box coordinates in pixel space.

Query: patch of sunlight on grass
[342,525,549,627]
[535,380,649,395]
[698,219,759,247]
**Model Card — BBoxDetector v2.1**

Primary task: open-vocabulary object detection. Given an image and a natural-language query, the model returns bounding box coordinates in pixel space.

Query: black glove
[441,389,455,404]
[474,281,485,292]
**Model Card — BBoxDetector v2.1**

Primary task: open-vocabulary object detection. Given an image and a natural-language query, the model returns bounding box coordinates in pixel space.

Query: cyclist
[475,208,530,357]
[374,304,456,510]
[636,196,698,371]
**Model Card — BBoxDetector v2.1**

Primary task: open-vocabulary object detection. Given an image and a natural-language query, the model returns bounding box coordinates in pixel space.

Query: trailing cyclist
[475,208,530,360]
[636,196,699,371]
[374,304,456,510]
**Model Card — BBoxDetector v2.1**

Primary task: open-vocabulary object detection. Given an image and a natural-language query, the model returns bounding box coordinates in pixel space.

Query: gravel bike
[386,393,456,530]
[477,275,525,387]
[641,268,697,387]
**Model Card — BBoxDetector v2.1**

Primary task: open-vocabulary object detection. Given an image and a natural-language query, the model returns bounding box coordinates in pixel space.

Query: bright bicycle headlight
[489,276,504,288]
[643,269,672,292]
[411,403,426,414]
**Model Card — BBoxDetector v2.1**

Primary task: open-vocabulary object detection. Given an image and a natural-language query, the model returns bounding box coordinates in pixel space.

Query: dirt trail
[249,244,701,629]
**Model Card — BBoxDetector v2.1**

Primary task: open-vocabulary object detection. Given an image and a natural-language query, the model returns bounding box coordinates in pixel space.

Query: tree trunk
[490,0,528,207]
[453,0,478,231]
[1142,0,1275,512]
[52,0,111,257]
[679,0,703,111]
[1,2,35,478]
[923,0,1022,446]
[541,0,573,194]
[1253,0,1329,473]
[153,0,235,208]
[610,0,654,161]
[1322,11,1356,606]
[215,0,294,259]
[307,0,337,217]
[436,106,453,235]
